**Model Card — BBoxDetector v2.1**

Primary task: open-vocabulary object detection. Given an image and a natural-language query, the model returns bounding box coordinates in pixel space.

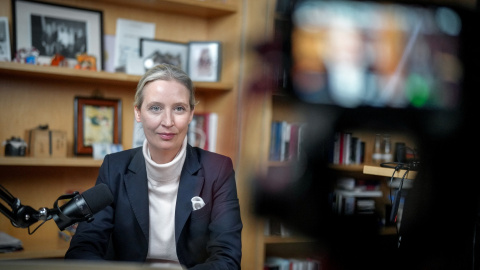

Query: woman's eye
[149,105,161,112]
[174,106,186,112]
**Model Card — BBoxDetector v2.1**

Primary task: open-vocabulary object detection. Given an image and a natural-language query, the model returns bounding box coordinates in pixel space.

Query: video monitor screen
[289,0,467,110]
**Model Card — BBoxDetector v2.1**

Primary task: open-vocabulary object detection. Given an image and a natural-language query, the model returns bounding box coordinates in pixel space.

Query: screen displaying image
[290,1,464,109]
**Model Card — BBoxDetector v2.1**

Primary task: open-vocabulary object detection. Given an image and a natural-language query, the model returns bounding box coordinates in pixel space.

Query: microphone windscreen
[81,183,114,213]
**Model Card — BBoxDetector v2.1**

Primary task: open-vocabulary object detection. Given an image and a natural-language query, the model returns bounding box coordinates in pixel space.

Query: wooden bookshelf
[0,0,246,265]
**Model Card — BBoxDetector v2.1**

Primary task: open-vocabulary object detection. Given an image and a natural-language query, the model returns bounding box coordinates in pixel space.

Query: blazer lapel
[175,145,204,242]
[124,150,150,242]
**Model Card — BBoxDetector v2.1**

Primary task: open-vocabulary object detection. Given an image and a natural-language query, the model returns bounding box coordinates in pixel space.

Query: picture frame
[0,17,11,61]
[188,41,221,82]
[140,38,188,72]
[74,97,122,155]
[12,0,104,70]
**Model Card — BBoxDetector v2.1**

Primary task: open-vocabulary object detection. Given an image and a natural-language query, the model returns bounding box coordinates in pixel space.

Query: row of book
[269,121,307,162]
[330,132,365,165]
[265,256,321,270]
[188,112,218,152]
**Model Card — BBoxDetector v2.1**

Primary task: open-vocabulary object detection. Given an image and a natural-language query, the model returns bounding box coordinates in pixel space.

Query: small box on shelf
[28,127,67,158]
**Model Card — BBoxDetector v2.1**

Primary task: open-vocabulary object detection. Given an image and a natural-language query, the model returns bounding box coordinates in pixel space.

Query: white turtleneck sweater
[143,137,187,262]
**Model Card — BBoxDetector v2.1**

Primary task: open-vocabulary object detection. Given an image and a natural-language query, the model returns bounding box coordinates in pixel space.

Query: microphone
[53,183,113,231]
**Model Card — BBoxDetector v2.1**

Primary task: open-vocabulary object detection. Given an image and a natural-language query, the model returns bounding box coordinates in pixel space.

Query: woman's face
[134,79,194,164]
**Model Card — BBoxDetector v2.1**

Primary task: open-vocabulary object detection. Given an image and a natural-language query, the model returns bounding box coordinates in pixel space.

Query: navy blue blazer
[65,145,242,269]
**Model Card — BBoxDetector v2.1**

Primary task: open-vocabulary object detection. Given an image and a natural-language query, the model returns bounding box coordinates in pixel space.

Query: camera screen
[290,0,464,109]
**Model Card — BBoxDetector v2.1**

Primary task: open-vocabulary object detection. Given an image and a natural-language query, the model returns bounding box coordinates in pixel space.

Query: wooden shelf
[363,165,417,180]
[328,164,365,172]
[96,0,237,18]
[269,163,365,173]
[0,62,233,91]
[0,156,103,167]
[264,235,317,245]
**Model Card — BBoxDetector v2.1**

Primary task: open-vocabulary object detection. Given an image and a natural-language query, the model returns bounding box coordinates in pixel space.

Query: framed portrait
[187,41,221,82]
[140,38,188,72]
[12,0,104,70]
[74,97,122,155]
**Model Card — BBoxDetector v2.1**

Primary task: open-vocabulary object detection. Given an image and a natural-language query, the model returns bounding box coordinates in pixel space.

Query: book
[288,122,307,160]
[188,112,218,152]
[331,132,365,165]
[269,121,306,161]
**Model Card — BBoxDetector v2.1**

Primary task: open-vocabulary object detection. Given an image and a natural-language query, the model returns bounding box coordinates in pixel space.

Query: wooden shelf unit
[0,0,245,264]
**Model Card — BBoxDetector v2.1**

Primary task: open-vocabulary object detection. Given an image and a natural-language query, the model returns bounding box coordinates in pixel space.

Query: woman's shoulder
[188,145,233,171]
[189,145,231,162]
[103,146,142,164]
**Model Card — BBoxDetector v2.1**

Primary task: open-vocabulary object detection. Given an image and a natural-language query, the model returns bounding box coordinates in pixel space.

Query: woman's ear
[134,106,141,122]
[188,108,195,124]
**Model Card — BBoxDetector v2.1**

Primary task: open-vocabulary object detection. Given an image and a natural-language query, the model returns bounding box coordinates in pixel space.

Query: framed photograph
[74,97,122,155]
[188,41,221,82]
[140,38,188,72]
[0,17,11,61]
[12,0,104,70]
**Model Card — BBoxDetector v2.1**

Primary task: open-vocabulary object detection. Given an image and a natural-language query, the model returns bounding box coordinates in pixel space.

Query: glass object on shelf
[382,134,392,163]
[372,134,382,164]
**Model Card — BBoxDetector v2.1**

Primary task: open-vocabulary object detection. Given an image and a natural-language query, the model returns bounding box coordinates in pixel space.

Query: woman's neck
[146,137,187,164]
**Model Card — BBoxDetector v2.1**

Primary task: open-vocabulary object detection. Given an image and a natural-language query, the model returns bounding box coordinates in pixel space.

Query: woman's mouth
[159,133,176,140]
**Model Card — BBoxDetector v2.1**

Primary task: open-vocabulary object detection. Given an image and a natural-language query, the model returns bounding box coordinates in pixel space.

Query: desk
[0,260,183,270]
[0,235,69,260]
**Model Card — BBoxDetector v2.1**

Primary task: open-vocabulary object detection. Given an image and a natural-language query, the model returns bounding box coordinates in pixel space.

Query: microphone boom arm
[0,184,42,229]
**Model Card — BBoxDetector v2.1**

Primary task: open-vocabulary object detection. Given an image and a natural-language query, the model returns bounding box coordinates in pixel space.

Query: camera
[3,137,27,156]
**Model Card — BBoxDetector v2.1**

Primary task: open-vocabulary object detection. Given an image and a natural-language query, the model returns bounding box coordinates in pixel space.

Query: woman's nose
[161,111,174,127]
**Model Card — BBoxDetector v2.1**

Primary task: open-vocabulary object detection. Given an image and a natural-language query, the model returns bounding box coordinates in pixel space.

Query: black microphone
[53,183,113,231]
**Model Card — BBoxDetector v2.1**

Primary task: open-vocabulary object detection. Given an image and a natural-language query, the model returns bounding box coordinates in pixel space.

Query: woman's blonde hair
[134,64,196,110]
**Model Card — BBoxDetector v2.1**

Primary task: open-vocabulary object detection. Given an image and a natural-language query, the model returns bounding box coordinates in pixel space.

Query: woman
[65,64,242,269]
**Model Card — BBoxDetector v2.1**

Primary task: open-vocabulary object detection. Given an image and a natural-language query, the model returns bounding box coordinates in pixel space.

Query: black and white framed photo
[140,38,188,72]
[0,17,11,61]
[12,0,104,70]
[188,41,221,82]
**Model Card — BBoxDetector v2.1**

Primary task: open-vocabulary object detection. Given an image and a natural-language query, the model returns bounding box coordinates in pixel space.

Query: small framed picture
[0,17,11,61]
[140,38,188,72]
[12,0,104,70]
[74,97,122,155]
[188,41,221,82]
